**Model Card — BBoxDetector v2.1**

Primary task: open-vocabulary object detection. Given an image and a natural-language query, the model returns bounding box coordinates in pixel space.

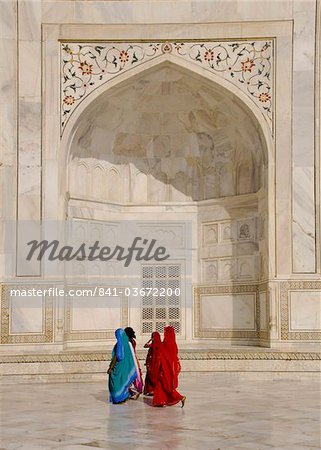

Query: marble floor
[0,373,320,450]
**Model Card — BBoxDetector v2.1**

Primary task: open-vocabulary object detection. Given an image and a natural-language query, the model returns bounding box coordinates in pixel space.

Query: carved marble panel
[201,293,256,330]
[202,255,259,283]
[194,284,258,339]
[10,295,44,334]
[65,289,128,341]
[290,291,321,331]
[237,255,257,280]
[280,281,321,340]
[139,223,186,248]
[237,218,256,242]
[71,296,122,332]
[0,285,53,344]
[219,258,238,281]
[219,221,236,243]
[202,260,218,283]
[202,223,218,246]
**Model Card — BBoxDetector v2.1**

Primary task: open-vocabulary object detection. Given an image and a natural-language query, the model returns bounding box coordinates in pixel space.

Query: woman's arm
[143,339,152,348]
[107,354,117,374]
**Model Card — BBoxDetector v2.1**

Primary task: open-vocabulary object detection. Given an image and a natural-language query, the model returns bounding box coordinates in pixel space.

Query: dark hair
[124,327,136,340]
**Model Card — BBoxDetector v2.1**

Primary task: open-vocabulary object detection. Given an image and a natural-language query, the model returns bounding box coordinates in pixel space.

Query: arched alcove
[67,62,267,204]
[61,61,271,344]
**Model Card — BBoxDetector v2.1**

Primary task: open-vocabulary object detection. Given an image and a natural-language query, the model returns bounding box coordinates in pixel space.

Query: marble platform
[0,372,320,449]
[0,347,320,384]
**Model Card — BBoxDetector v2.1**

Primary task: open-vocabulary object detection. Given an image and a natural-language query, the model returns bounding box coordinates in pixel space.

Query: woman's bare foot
[181,396,186,408]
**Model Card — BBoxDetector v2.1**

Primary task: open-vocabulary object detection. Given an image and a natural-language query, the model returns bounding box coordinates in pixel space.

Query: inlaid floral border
[61,40,273,134]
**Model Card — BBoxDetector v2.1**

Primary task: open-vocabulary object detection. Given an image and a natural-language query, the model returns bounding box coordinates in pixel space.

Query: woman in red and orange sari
[153,326,186,407]
[143,331,162,396]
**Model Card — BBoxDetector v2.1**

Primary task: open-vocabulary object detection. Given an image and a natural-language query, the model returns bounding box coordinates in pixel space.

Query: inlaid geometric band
[0,350,319,364]
[61,40,273,134]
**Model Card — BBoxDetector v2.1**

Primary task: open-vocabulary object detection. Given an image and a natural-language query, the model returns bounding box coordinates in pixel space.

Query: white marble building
[0,0,320,379]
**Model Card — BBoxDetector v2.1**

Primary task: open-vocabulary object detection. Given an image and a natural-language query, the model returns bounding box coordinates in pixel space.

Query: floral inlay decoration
[241,58,255,72]
[61,40,273,133]
[79,61,93,75]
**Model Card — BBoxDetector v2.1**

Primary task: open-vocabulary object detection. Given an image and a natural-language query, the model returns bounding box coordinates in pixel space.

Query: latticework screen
[141,264,181,335]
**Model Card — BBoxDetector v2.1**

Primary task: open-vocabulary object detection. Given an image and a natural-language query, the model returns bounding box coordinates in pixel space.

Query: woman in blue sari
[107,328,138,404]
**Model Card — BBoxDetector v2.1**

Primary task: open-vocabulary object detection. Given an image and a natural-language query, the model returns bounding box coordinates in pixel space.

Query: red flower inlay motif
[259,92,271,102]
[204,50,214,61]
[63,95,75,106]
[241,58,255,72]
[79,61,93,75]
[119,50,129,63]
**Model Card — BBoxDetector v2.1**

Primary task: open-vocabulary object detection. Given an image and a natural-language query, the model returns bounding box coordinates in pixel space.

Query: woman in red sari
[153,326,186,407]
[143,331,161,395]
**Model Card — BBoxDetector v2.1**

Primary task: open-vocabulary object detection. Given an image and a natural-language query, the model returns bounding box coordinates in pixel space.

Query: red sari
[153,326,184,407]
[144,332,161,395]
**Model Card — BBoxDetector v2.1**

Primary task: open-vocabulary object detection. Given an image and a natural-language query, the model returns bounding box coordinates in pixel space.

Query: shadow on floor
[142,395,154,407]
[91,390,109,403]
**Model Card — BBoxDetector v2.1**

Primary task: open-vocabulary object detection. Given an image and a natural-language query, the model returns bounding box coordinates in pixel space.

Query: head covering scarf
[149,331,162,384]
[108,328,138,403]
[161,326,181,390]
[124,327,136,340]
[163,326,178,357]
[124,327,137,349]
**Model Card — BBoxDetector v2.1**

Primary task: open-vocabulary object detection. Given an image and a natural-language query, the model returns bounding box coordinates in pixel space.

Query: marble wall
[0,1,17,278]
[292,0,317,272]
[0,1,320,355]
[16,0,42,277]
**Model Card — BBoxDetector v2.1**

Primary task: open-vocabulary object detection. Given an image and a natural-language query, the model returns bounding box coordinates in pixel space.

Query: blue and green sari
[108,328,138,404]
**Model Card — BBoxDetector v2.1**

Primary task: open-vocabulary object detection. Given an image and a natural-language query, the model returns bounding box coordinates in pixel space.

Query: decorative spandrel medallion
[61,40,273,135]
